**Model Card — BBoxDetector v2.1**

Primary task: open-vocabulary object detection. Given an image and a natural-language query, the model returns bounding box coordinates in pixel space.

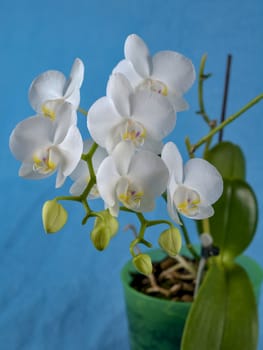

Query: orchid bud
[90,222,111,251]
[99,210,119,237]
[132,254,153,275]
[158,226,182,257]
[42,199,68,233]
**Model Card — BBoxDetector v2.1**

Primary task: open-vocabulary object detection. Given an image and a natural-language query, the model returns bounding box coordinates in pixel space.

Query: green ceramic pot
[121,249,263,350]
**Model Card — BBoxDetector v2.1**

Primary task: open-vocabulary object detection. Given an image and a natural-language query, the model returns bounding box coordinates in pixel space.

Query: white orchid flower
[9,103,83,188]
[70,140,108,197]
[87,73,175,154]
[161,142,223,224]
[113,34,195,111]
[96,142,169,216]
[29,58,84,116]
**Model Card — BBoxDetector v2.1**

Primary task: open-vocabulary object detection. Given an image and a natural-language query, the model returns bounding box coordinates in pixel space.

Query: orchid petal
[87,97,122,148]
[152,51,196,95]
[65,58,84,92]
[57,125,83,178]
[70,177,89,196]
[161,142,183,184]
[96,156,120,209]
[189,204,214,220]
[132,90,176,140]
[167,181,181,225]
[167,93,189,112]
[111,141,135,175]
[64,58,84,107]
[137,194,156,212]
[124,34,151,77]
[55,167,66,188]
[184,158,223,204]
[142,137,163,154]
[113,59,143,87]
[106,73,133,116]
[70,160,88,181]
[29,71,66,112]
[65,89,81,110]
[9,116,53,161]
[51,102,77,143]
[128,151,169,198]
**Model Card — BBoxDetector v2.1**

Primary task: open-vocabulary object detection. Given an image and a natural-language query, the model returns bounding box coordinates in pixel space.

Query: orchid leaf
[181,259,258,350]
[209,179,258,260]
[204,141,245,180]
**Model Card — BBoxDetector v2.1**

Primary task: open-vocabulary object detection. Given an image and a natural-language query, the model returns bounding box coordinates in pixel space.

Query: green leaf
[181,259,258,350]
[209,179,258,260]
[205,141,245,180]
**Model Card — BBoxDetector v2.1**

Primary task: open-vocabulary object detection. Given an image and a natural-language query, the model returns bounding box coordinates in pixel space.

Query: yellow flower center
[117,178,144,210]
[174,186,201,216]
[33,149,56,174]
[122,119,146,147]
[41,104,56,120]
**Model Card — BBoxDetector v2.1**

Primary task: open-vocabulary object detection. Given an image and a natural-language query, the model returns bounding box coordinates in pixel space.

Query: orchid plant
[9,34,263,350]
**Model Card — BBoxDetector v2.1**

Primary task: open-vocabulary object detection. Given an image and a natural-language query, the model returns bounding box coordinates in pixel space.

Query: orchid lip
[33,149,56,175]
[174,186,201,217]
[137,78,168,96]
[121,119,146,147]
[117,178,144,210]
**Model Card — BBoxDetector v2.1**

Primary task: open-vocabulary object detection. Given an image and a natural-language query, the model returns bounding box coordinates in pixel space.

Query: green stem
[197,54,212,125]
[191,93,263,153]
[179,215,200,260]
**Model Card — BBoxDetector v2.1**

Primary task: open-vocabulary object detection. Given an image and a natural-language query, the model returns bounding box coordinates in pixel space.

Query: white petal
[96,156,120,208]
[70,160,88,181]
[128,151,169,198]
[113,59,143,87]
[55,167,66,188]
[111,141,135,175]
[167,183,181,225]
[87,97,122,148]
[64,58,85,107]
[50,102,77,143]
[65,89,81,110]
[167,93,189,112]
[132,90,176,140]
[68,58,84,89]
[137,193,156,212]
[141,136,163,154]
[29,71,66,112]
[191,205,214,220]
[106,73,133,116]
[57,125,83,178]
[92,146,108,171]
[124,34,151,77]
[70,177,89,196]
[161,142,183,183]
[183,158,223,204]
[9,116,53,161]
[152,51,196,94]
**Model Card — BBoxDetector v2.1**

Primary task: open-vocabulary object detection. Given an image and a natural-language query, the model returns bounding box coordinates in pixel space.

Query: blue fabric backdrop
[0,0,263,349]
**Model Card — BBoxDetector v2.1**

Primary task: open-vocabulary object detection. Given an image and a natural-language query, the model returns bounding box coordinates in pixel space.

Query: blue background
[0,0,263,349]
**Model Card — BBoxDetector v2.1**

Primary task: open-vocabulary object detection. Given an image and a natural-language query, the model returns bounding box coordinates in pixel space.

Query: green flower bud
[158,226,182,257]
[98,210,119,237]
[132,253,153,276]
[42,199,68,233]
[90,223,111,251]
